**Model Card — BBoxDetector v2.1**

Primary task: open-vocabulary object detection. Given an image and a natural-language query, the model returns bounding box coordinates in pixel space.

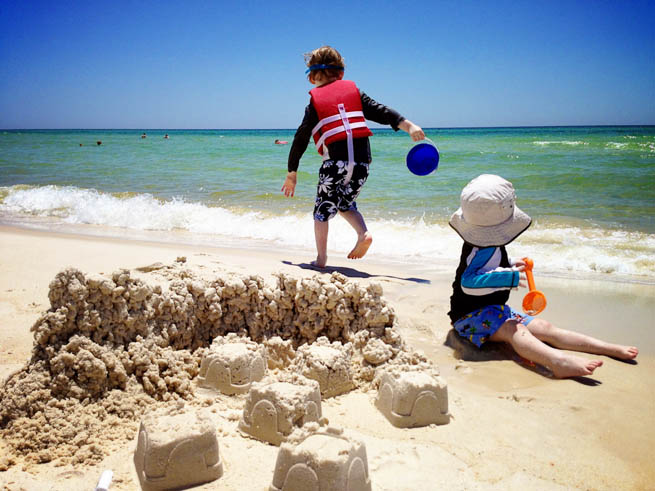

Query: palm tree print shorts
[313,159,369,222]
[453,305,534,347]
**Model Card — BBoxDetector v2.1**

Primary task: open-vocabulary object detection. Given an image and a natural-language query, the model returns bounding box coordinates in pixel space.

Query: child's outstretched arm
[398,119,425,141]
[281,171,297,197]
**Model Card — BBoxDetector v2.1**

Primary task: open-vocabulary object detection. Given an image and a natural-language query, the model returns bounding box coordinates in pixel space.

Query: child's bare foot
[550,354,603,379]
[602,344,639,360]
[347,232,372,260]
[311,255,327,269]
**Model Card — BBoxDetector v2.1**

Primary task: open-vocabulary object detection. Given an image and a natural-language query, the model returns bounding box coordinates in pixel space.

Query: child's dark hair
[304,46,345,83]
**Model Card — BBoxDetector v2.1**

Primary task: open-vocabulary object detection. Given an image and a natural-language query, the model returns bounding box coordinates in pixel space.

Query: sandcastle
[375,368,449,427]
[293,337,355,398]
[197,334,267,394]
[133,410,223,490]
[270,426,371,491]
[0,263,447,485]
[239,375,323,445]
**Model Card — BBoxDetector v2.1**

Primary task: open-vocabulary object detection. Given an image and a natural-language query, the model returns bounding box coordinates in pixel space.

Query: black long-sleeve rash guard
[287,90,405,173]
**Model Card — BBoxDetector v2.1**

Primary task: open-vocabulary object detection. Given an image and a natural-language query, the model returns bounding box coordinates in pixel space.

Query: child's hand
[399,119,425,142]
[518,272,527,289]
[281,172,297,197]
[512,264,527,289]
[408,123,425,142]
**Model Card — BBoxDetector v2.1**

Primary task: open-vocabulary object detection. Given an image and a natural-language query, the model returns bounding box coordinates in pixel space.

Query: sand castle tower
[293,337,355,398]
[197,335,267,395]
[270,426,371,491]
[239,375,323,446]
[133,411,223,490]
[375,368,449,427]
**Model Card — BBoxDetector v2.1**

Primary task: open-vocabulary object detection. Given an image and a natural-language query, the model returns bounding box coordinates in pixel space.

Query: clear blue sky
[1,0,653,129]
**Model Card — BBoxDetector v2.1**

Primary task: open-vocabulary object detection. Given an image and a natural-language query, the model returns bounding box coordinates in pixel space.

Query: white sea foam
[2,185,654,282]
[533,141,588,146]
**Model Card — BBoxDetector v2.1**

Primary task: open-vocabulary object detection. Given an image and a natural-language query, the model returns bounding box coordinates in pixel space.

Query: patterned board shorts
[453,305,534,347]
[313,159,369,222]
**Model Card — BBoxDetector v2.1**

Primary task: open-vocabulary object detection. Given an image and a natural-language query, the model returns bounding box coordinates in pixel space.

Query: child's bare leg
[490,320,603,378]
[526,318,638,360]
[339,210,372,260]
[313,219,328,268]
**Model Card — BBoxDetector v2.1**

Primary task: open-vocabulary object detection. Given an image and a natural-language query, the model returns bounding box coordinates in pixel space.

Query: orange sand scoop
[522,257,547,315]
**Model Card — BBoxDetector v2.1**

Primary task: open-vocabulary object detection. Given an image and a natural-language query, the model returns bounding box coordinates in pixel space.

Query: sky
[1,0,654,129]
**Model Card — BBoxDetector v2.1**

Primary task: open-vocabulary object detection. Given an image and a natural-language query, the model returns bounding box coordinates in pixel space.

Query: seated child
[448,174,638,378]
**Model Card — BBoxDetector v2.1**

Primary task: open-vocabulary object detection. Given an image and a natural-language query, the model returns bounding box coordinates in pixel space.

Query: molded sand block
[375,369,449,427]
[134,412,223,490]
[295,337,355,398]
[197,336,267,395]
[270,426,371,491]
[239,376,322,445]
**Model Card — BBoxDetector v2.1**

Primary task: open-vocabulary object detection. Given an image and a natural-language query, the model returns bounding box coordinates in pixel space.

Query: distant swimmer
[141,133,147,139]
[275,139,288,145]
[164,134,169,139]
[96,141,102,145]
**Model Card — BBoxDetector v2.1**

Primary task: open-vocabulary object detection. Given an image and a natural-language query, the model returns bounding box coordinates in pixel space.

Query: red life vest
[309,80,373,159]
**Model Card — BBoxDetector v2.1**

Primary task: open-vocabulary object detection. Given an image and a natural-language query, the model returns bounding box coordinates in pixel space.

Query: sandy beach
[1,224,654,491]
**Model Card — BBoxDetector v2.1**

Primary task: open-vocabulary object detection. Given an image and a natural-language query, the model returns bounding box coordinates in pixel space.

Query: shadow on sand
[281,260,431,284]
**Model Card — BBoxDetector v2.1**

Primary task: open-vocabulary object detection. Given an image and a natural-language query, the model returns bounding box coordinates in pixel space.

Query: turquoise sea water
[1,127,654,282]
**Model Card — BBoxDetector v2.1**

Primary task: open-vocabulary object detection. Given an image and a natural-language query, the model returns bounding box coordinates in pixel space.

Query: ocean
[1,127,654,283]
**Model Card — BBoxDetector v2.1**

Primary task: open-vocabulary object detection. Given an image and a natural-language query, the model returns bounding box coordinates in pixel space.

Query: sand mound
[0,264,432,468]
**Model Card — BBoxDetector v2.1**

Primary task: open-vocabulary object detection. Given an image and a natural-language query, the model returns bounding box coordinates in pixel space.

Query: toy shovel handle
[523,257,536,291]
[521,257,547,315]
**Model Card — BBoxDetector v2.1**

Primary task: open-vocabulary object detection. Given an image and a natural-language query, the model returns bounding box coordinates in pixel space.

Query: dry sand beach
[1,225,654,491]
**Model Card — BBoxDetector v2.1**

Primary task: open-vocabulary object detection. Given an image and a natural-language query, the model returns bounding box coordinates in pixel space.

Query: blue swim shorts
[453,305,534,347]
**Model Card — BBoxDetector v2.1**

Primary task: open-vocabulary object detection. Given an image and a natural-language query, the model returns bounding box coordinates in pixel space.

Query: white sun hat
[449,174,532,247]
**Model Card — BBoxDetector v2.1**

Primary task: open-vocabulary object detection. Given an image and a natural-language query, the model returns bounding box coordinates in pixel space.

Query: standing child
[281,46,425,268]
[448,174,638,378]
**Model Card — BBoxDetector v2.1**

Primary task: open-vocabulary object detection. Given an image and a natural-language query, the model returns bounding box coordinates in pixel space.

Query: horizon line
[2,124,655,131]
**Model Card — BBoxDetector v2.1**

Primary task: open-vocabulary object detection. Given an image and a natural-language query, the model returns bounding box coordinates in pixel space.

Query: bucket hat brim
[449,205,532,247]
